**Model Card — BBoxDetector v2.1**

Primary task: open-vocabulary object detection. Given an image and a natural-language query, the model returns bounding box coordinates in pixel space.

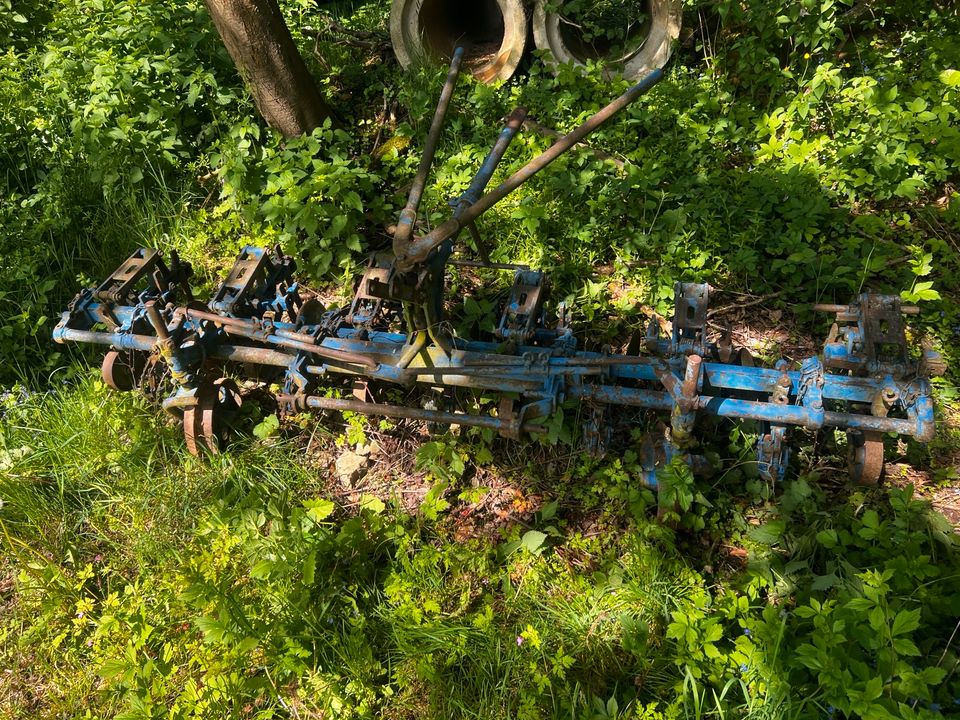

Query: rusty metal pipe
[55,328,158,351]
[261,333,375,369]
[569,384,674,410]
[54,326,293,368]
[395,67,664,269]
[814,303,920,315]
[455,107,528,215]
[393,46,465,256]
[522,117,625,169]
[398,365,604,379]
[144,301,170,341]
[284,395,547,434]
[183,307,377,369]
[213,345,292,367]
[651,358,683,400]
[822,411,917,437]
[681,354,702,405]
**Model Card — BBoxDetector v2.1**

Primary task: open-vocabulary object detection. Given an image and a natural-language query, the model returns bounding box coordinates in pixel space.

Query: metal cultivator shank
[53,56,943,487]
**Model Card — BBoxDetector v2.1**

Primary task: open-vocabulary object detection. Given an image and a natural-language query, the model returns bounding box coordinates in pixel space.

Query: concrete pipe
[532,0,680,81]
[390,0,528,83]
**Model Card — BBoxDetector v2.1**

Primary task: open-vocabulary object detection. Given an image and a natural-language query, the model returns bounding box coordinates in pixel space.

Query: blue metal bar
[455,107,528,213]
[568,385,673,411]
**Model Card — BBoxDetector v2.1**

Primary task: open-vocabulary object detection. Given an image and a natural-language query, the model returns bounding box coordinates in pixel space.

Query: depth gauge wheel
[101,350,146,392]
[183,378,242,456]
[847,429,884,486]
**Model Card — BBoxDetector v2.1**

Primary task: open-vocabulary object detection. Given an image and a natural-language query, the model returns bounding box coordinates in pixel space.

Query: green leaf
[195,616,229,643]
[100,658,128,681]
[845,597,874,612]
[892,637,920,656]
[920,666,947,685]
[237,636,259,653]
[795,643,823,670]
[747,519,786,545]
[893,177,925,200]
[940,69,960,87]
[345,234,362,252]
[251,559,273,579]
[811,573,837,591]
[303,498,335,523]
[253,413,280,439]
[891,608,920,636]
[521,530,548,555]
[499,538,522,557]
[302,550,316,585]
[816,529,838,548]
[360,494,385,514]
[863,675,883,702]
[539,500,558,521]
[911,281,940,301]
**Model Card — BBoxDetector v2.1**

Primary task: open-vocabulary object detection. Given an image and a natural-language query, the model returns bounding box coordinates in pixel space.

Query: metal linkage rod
[393,47,465,255]
[394,67,664,270]
[454,107,528,215]
[182,307,377,369]
[814,302,919,315]
[283,395,547,435]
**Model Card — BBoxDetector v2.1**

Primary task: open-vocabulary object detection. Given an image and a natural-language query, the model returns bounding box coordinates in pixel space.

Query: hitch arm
[394,67,664,270]
[393,47,465,252]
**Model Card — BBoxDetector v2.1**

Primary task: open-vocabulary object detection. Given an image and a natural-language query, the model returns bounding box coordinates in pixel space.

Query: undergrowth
[2,0,960,717]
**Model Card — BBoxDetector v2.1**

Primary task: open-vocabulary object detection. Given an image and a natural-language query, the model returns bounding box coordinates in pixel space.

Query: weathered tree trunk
[205,0,336,137]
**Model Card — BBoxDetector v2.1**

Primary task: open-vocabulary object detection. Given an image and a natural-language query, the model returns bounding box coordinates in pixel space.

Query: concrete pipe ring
[532,0,681,81]
[390,0,528,83]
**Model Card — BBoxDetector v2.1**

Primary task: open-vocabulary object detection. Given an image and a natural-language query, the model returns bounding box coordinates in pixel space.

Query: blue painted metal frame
[53,245,939,484]
[50,66,942,482]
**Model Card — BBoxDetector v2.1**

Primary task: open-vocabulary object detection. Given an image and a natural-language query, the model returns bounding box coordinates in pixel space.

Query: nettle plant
[0,0,242,381]
[211,119,387,276]
[659,482,960,717]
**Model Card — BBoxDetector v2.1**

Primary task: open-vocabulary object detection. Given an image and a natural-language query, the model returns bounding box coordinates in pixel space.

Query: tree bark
[205,0,336,137]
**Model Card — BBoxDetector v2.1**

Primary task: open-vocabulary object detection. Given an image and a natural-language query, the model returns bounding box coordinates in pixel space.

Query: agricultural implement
[53,54,943,486]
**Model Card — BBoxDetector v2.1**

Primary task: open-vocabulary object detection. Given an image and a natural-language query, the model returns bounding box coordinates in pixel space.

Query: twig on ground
[707,289,785,318]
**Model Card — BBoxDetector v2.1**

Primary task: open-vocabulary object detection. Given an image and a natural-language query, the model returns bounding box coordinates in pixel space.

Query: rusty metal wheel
[183,378,242,456]
[101,350,146,392]
[847,429,885,486]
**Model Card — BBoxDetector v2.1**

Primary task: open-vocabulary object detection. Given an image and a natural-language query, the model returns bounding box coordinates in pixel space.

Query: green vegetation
[2,0,960,717]
[547,0,650,59]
